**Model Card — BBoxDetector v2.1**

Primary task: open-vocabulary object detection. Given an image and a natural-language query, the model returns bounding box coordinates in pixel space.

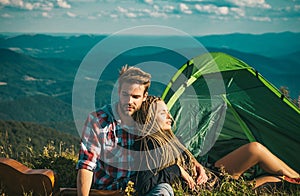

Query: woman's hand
[192,160,208,185]
[178,165,196,190]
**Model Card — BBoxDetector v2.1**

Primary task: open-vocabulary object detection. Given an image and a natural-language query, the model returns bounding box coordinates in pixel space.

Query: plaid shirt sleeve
[76,111,102,171]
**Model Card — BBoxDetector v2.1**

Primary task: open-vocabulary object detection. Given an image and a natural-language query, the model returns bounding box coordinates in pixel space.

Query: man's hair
[118,65,151,93]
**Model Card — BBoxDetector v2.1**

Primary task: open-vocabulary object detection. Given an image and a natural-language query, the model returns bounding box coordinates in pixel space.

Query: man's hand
[193,160,208,185]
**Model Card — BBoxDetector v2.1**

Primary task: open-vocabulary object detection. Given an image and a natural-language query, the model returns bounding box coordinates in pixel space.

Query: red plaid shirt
[76,104,136,190]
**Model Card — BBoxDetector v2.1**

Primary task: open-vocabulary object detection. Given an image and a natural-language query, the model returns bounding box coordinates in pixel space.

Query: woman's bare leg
[252,176,281,188]
[214,142,299,180]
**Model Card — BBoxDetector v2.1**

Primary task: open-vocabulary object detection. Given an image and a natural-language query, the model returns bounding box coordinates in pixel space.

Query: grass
[172,167,300,196]
[0,141,299,196]
[0,140,77,196]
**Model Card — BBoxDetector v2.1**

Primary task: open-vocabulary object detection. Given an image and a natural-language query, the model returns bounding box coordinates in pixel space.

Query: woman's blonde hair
[133,96,195,172]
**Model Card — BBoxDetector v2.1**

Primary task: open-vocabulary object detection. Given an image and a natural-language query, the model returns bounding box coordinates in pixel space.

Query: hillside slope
[0,95,77,135]
[0,120,80,156]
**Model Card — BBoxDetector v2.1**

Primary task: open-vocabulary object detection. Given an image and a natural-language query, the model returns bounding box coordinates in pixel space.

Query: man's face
[118,82,147,117]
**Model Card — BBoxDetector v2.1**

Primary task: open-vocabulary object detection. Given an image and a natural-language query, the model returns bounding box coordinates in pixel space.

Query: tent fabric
[161,52,300,176]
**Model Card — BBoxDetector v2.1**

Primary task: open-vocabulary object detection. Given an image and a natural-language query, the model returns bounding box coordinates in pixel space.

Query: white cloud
[87,15,97,20]
[218,6,229,15]
[182,0,204,2]
[115,4,173,19]
[1,13,12,18]
[295,4,300,11]
[0,0,298,35]
[230,7,245,17]
[126,12,137,18]
[0,0,32,10]
[116,6,138,18]
[163,5,175,13]
[42,12,51,18]
[24,2,34,10]
[153,4,159,11]
[195,4,213,13]
[195,4,228,15]
[0,0,54,11]
[132,5,170,18]
[41,2,53,11]
[144,0,153,5]
[149,10,167,18]
[67,11,76,17]
[227,0,271,9]
[117,6,127,14]
[250,16,271,22]
[179,3,192,14]
[57,0,71,9]
[24,2,48,11]
[195,3,247,18]
[0,0,9,5]
[110,14,118,19]
[5,0,23,7]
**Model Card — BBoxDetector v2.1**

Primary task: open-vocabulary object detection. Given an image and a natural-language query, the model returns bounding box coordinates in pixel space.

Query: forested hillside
[0,120,80,158]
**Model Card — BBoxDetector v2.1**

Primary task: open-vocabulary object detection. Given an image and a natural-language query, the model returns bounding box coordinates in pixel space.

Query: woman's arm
[178,166,196,190]
[192,158,208,185]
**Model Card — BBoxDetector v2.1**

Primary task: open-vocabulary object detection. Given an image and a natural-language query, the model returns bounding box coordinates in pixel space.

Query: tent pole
[222,94,256,142]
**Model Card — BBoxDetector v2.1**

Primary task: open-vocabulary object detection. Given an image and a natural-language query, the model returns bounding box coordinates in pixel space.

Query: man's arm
[77,169,93,196]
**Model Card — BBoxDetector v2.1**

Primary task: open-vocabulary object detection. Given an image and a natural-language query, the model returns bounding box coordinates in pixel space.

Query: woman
[133,96,204,195]
[133,96,300,195]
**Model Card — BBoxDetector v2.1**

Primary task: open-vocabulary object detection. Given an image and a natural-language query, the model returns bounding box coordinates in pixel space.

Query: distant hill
[0,95,78,135]
[278,50,300,65]
[0,34,105,60]
[0,42,299,101]
[1,32,300,59]
[0,120,80,156]
[0,95,72,122]
[0,48,80,101]
[0,48,80,80]
[196,32,300,57]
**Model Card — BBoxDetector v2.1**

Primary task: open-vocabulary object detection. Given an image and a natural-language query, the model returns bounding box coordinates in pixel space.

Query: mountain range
[0,32,299,139]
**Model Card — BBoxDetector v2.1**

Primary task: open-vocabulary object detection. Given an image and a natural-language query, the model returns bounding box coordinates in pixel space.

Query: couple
[76,65,299,196]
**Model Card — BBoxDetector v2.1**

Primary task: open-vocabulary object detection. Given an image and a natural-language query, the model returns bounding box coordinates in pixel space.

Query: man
[76,65,151,195]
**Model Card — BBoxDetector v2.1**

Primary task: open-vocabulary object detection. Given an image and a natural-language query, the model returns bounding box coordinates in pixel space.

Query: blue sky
[0,0,300,35]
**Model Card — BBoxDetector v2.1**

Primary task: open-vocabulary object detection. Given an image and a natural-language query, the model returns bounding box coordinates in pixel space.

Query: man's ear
[143,92,148,101]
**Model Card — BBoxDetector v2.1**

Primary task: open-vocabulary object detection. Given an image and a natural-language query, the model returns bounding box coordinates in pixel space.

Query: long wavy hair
[133,96,195,173]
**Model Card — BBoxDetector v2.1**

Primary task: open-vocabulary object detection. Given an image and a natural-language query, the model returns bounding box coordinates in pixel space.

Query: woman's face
[156,101,172,131]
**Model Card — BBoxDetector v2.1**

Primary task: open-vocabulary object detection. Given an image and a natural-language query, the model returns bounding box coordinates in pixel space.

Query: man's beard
[119,103,135,117]
[118,103,139,128]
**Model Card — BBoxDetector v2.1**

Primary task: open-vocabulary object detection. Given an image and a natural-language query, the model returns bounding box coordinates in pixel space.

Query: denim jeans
[145,183,174,196]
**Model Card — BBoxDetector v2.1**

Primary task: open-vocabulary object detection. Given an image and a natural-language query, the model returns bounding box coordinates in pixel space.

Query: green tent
[161,52,300,177]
